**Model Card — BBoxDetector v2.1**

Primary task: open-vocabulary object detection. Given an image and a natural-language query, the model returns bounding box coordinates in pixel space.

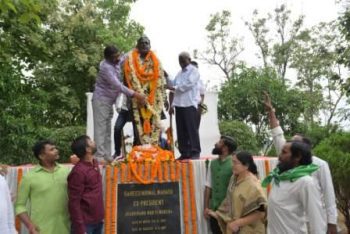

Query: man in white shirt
[168,52,201,160]
[263,92,337,234]
[262,141,327,234]
[190,61,205,129]
[0,174,17,234]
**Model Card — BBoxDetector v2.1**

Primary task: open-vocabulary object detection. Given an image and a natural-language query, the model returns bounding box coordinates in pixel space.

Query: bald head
[178,51,191,69]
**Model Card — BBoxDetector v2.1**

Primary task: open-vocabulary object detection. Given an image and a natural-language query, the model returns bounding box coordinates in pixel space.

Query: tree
[219,120,259,154]
[291,21,349,126]
[0,0,143,165]
[218,66,305,149]
[245,4,305,83]
[201,10,244,80]
[314,132,350,232]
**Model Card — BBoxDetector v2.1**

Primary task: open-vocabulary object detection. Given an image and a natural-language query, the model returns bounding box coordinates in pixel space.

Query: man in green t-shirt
[15,140,70,234]
[204,136,237,234]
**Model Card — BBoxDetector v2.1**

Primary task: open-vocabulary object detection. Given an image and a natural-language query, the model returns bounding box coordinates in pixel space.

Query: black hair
[104,45,119,60]
[290,141,312,165]
[32,140,55,160]
[221,135,237,154]
[235,151,258,175]
[71,135,90,159]
[294,133,312,147]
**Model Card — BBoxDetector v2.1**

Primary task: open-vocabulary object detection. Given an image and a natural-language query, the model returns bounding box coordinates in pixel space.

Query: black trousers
[175,106,201,158]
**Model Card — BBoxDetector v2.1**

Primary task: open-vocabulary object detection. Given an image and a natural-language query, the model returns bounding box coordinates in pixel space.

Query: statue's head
[136,36,151,56]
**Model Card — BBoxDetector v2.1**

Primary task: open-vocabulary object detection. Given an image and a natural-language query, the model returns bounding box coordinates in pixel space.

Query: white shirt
[171,64,200,108]
[271,126,338,224]
[196,79,205,104]
[267,176,327,234]
[0,175,16,234]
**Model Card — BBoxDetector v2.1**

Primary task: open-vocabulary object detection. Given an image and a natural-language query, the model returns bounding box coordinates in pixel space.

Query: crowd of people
[0,36,343,234]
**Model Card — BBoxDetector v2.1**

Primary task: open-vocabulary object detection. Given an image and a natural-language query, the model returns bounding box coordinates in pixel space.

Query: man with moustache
[15,140,70,234]
[263,92,337,234]
[203,136,237,234]
[262,141,326,234]
[92,45,145,163]
[68,135,104,234]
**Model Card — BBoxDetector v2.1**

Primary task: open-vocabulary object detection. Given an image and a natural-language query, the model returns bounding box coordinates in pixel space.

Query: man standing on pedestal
[168,52,201,160]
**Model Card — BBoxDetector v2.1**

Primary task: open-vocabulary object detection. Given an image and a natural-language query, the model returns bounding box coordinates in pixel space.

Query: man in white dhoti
[263,92,338,234]
[262,141,326,234]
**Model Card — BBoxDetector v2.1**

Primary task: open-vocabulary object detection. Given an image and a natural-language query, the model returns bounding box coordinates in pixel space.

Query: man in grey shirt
[92,45,145,162]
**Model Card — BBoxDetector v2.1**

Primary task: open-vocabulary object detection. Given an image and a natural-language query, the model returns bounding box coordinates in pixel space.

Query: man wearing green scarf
[263,141,327,234]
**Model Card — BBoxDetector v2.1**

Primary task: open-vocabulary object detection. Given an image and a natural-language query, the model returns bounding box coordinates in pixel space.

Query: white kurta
[0,175,16,234]
[267,175,327,234]
[271,126,338,224]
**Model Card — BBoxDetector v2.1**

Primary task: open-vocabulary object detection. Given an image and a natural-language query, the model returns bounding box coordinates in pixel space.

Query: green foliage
[201,10,243,79]
[218,66,305,148]
[219,120,259,154]
[314,132,350,230]
[0,0,143,165]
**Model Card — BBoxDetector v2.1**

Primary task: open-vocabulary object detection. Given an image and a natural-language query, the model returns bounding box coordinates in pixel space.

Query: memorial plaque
[117,182,180,234]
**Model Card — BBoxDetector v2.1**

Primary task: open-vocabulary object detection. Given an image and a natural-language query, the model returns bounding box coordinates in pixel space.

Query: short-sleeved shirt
[15,164,70,234]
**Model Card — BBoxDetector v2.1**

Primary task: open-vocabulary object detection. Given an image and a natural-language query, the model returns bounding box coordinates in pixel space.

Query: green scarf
[262,164,319,187]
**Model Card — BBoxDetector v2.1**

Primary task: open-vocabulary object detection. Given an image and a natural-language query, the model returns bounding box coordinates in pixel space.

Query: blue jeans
[85,222,103,234]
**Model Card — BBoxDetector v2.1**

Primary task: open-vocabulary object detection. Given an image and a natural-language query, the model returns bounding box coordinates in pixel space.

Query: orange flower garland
[15,168,23,233]
[170,161,176,182]
[124,49,161,135]
[181,163,190,234]
[264,159,271,194]
[111,167,118,234]
[104,166,112,234]
[163,161,169,181]
[144,161,150,181]
[176,161,181,181]
[188,162,198,234]
[120,163,126,184]
[125,145,174,184]
[127,163,132,183]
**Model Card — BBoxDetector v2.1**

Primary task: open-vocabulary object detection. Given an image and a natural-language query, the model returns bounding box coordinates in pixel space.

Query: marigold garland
[127,163,132,183]
[188,162,198,234]
[111,167,118,234]
[15,168,23,233]
[124,49,165,144]
[144,161,150,181]
[176,161,181,181]
[163,161,169,182]
[125,145,174,184]
[104,166,112,234]
[181,163,190,234]
[264,159,271,194]
[120,163,126,184]
[158,161,163,183]
[170,161,176,182]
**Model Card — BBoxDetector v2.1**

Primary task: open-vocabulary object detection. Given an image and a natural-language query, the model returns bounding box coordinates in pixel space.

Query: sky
[130,0,341,87]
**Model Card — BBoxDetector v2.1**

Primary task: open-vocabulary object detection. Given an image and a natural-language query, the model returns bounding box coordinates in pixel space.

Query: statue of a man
[124,36,167,145]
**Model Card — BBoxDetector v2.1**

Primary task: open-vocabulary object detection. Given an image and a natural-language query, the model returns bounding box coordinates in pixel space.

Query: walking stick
[166,114,174,153]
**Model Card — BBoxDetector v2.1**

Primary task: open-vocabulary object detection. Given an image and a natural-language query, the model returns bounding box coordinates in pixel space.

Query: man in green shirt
[15,140,70,234]
[204,136,237,234]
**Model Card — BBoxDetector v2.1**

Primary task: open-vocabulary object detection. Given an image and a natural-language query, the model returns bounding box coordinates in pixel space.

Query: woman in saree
[209,151,267,234]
